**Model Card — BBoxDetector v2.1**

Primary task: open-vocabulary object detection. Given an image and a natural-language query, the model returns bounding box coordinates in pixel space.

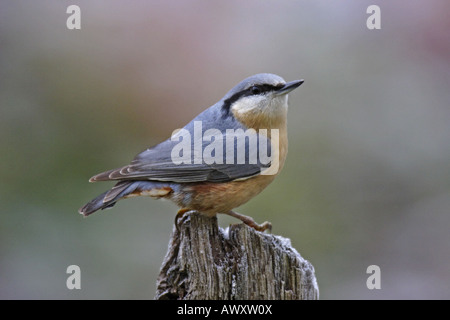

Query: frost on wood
[155,211,319,300]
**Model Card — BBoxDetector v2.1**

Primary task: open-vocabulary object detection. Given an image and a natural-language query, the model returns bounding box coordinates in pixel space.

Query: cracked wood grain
[155,211,319,300]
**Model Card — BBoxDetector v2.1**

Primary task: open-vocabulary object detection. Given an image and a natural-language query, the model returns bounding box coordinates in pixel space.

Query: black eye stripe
[251,86,261,94]
[221,83,284,118]
[249,84,283,95]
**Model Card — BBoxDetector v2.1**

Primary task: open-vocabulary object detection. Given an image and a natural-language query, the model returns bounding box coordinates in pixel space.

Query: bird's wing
[89,129,273,183]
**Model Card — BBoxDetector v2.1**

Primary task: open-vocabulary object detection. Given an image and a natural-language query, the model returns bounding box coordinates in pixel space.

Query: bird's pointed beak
[275,79,304,96]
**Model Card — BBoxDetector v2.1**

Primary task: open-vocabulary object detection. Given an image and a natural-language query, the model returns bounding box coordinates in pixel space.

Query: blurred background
[1,0,449,299]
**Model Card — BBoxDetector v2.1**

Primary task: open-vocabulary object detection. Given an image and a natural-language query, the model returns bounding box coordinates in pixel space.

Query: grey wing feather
[89,103,272,183]
[90,136,270,183]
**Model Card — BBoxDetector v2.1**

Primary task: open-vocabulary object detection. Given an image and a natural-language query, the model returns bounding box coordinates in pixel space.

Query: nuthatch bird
[79,74,303,231]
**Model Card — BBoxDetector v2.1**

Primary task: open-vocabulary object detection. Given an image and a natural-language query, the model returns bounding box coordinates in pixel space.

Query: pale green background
[1,0,449,299]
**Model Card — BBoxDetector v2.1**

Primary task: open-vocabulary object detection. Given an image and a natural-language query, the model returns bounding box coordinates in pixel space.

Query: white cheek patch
[272,95,288,110]
[231,96,265,116]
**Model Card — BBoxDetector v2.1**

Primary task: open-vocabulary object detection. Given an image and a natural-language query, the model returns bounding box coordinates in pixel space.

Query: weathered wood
[155,211,319,300]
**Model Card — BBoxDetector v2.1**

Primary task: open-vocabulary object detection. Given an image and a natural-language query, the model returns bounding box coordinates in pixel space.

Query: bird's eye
[251,86,261,95]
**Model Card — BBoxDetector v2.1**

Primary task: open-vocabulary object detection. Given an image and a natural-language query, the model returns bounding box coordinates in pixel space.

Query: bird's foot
[175,208,192,232]
[225,210,272,232]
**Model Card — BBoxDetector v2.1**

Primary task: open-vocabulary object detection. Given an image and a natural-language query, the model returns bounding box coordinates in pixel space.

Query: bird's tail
[78,190,116,216]
[79,181,138,216]
[79,181,174,216]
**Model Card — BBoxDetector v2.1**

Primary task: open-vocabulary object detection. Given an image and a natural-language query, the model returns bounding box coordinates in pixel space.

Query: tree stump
[155,211,319,300]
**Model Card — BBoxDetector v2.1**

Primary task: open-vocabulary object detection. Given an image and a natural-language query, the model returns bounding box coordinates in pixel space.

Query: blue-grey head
[220,73,304,128]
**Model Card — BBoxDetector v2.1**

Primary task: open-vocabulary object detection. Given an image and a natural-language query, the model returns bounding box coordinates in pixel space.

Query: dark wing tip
[88,168,120,182]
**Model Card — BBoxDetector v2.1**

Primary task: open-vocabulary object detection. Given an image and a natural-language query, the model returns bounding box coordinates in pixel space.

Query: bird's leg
[175,208,192,232]
[225,210,272,232]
